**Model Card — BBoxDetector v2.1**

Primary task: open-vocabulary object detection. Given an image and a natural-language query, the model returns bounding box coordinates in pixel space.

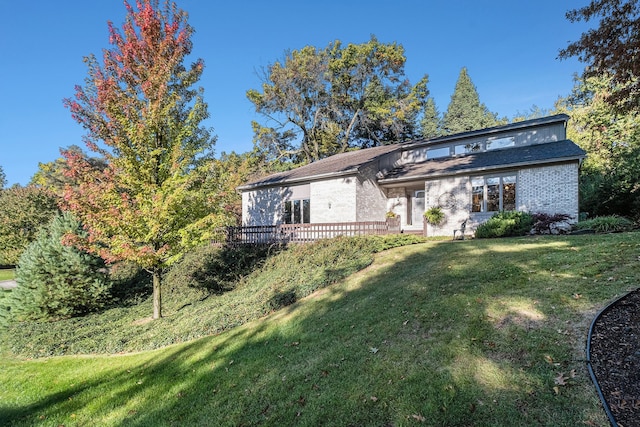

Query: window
[486,137,515,151]
[284,199,310,224]
[471,175,516,212]
[427,146,450,159]
[455,142,482,155]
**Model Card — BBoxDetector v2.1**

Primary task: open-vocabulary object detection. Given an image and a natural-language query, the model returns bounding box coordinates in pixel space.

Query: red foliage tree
[63,0,231,319]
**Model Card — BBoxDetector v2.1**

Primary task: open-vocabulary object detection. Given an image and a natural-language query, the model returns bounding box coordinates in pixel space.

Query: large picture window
[471,175,516,213]
[284,199,310,224]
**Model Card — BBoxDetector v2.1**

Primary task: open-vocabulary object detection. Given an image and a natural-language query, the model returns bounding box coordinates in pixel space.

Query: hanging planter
[423,206,445,227]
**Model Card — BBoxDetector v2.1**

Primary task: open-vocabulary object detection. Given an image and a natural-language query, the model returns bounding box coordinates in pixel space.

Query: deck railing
[213,218,401,246]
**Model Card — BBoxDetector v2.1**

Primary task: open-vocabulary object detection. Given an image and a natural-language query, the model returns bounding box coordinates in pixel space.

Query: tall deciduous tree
[30,145,107,196]
[247,36,429,163]
[0,185,60,266]
[559,0,640,113]
[556,75,640,217]
[441,67,501,135]
[63,0,231,319]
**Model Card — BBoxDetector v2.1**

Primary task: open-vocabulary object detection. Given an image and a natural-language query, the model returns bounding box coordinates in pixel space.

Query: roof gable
[238,144,401,190]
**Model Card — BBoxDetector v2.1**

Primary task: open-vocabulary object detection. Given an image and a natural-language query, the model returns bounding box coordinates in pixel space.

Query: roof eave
[377,155,584,185]
[237,168,360,191]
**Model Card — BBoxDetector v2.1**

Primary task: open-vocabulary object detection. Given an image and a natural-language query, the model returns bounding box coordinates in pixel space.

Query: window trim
[470,174,517,213]
[284,198,311,224]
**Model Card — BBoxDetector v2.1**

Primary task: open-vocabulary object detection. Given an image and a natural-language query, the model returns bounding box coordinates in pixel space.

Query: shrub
[475,211,534,238]
[0,185,60,266]
[423,207,445,226]
[574,215,635,233]
[3,212,110,324]
[108,261,152,306]
[164,244,277,302]
[531,212,573,235]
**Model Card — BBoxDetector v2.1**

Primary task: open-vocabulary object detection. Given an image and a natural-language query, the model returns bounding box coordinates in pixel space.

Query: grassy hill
[2,233,638,426]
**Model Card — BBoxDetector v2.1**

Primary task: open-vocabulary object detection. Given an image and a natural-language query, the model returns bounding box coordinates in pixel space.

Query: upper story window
[284,199,310,224]
[454,142,482,155]
[471,175,516,213]
[427,146,450,159]
[486,137,515,151]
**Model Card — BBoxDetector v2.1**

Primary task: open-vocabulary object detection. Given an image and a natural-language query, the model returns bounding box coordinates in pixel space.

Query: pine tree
[6,212,109,323]
[442,67,499,135]
[420,97,440,139]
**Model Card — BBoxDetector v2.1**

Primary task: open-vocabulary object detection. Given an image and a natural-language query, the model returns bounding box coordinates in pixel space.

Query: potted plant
[423,206,445,227]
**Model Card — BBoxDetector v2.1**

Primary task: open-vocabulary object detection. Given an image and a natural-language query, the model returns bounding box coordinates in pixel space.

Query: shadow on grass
[4,233,636,426]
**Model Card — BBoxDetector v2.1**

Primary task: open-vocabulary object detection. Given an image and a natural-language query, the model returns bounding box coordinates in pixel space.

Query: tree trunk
[152,268,162,319]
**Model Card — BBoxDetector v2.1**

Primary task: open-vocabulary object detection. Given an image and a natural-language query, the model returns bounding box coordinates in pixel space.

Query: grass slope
[0,268,14,281]
[2,233,639,426]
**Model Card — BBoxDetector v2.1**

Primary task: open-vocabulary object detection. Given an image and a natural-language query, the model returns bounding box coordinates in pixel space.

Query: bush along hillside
[475,212,636,238]
[0,234,425,357]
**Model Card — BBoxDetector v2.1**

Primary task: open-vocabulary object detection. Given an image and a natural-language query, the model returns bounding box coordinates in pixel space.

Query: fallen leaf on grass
[554,372,567,386]
[370,347,379,354]
[411,414,426,422]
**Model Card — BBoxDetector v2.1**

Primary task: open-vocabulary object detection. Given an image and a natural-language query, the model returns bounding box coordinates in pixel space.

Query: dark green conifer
[442,67,499,135]
[6,212,109,323]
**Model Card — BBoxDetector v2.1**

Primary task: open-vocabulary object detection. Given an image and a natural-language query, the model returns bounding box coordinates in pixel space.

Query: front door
[412,190,425,226]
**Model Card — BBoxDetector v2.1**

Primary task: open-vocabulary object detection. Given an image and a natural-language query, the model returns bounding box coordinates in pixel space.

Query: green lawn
[2,233,637,426]
[0,268,14,281]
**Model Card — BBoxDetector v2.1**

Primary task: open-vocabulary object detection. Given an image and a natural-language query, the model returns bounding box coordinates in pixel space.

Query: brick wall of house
[242,187,284,226]
[356,163,388,222]
[386,187,408,227]
[424,176,471,237]
[310,177,358,223]
[517,162,580,219]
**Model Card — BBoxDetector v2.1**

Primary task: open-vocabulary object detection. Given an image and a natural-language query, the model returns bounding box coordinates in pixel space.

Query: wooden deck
[213,218,402,246]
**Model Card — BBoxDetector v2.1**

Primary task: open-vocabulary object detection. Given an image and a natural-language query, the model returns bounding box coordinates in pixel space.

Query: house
[238,114,586,237]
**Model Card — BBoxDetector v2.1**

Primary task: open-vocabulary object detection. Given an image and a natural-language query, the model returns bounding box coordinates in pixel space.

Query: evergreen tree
[0,165,6,189]
[420,97,440,139]
[5,212,109,323]
[442,67,499,135]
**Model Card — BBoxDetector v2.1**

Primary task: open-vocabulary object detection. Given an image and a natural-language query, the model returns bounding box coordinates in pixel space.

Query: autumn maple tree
[63,0,230,319]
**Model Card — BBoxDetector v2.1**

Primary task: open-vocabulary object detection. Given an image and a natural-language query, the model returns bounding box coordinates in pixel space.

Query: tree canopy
[30,145,107,196]
[0,185,60,266]
[559,0,640,112]
[62,0,232,319]
[441,67,502,135]
[247,36,431,164]
[556,74,640,217]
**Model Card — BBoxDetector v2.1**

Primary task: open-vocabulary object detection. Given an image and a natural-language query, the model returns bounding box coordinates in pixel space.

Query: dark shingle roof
[238,144,401,190]
[378,140,585,184]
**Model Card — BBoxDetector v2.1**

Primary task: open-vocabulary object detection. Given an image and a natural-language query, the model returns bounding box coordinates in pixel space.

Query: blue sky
[0,0,592,186]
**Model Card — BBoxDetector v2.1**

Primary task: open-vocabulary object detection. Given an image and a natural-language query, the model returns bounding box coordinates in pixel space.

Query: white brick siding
[356,163,388,222]
[310,177,357,223]
[425,176,470,237]
[242,188,284,226]
[517,163,580,219]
